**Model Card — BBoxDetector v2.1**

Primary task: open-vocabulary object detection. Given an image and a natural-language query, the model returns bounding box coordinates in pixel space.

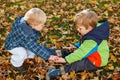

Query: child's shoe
[46,69,61,80]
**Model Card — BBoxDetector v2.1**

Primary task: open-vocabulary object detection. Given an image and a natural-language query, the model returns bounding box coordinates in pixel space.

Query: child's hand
[68,47,77,52]
[48,55,59,61]
[54,57,66,63]
[63,45,77,53]
[69,47,77,52]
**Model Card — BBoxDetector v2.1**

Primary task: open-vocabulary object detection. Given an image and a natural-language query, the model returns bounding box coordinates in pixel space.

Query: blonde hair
[24,8,46,26]
[74,9,98,29]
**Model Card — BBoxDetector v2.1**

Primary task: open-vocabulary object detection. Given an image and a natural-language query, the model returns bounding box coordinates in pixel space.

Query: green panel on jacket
[98,40,109,66]
[65,40,97,64]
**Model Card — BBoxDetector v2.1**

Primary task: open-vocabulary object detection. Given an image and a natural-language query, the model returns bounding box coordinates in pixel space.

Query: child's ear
[30,24,35,28]
[88,26,93,30]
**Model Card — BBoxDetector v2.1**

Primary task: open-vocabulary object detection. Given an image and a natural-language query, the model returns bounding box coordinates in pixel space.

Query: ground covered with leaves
[0,0,120,80]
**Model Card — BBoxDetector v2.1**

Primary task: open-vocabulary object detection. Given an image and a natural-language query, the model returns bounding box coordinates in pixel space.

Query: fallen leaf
[69,71,76,79]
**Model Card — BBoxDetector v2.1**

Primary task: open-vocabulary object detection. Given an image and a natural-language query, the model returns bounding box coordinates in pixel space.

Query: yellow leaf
[66,36,72,40]
[49,27,54,31]
[69,15,74,19]
[104,4,109,8]
[104,11,108,16]
[108,63,114,70]
[110,54,117,62]
[73,39,79,43]
[109,66,114,70]
[69,71,75,79]
[93,77,99,80]
[7,77,14,80]
[51,39,57,44]
[91,1,97,4]
[81,71,87,80]
[37,40,41,44]
[108,7,113,12]
[46,5,50,9]
[43,27,48,33]
[58,10,64,15]
[81,74,87,80]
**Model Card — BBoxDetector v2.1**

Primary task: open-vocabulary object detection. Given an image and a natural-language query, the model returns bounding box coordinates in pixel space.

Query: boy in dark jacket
[5,8,57,72]
[46,9,110,79]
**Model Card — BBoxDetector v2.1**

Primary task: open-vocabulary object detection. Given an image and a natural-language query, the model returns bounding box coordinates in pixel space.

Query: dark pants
[61,50,99,73]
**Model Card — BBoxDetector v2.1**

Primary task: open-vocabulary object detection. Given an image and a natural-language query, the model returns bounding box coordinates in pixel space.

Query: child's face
[76,25,93,36]
[31,23,45,31]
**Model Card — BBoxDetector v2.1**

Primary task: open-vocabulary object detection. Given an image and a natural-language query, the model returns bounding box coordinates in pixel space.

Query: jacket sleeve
[65,40,98,64]
[20,35,51,60]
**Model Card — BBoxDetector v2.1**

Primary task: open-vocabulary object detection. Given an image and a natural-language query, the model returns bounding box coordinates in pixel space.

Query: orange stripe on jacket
[88,51,102,67]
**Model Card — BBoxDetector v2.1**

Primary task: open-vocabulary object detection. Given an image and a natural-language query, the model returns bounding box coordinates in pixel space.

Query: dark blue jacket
[81,20,109,45]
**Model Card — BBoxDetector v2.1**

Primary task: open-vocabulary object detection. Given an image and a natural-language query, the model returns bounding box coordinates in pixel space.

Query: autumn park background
[0,0,120,80]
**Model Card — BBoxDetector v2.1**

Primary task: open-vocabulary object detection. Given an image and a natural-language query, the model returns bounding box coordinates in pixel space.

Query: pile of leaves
[0,0,120,80]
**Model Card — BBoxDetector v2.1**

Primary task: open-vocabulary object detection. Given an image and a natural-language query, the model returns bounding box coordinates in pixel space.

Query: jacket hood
[81,19,110,45]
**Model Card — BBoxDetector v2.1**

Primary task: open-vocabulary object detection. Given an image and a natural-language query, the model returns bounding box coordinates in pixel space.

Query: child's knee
[17,52,27,60]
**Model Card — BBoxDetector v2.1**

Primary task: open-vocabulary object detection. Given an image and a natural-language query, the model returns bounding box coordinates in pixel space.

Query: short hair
[24,8,46,26]
[74,9,98,29]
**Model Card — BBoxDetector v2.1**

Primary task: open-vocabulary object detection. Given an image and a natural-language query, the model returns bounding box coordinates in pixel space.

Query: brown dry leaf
[2,22,9,26]
[112,68,120,80]
[117,58,120,64]
[61,73,70,80]
[42,27,49,33]
[39,69,47,75]
[16,75,24,80]
[0,57,4,63]
[0,78,5,80]
[49,35,60,39]
[61,2,67,9]
[34,56,43,64]
[108,18,115,23]
[46,43,55,48]
[55,42,65,50]
[0,13,2,17]
[88,72,94,78]
[49,27,54,31]
[101,76,108,80]
[2,61,9,69]
[91,77,99,80]
[112,78,118,80]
